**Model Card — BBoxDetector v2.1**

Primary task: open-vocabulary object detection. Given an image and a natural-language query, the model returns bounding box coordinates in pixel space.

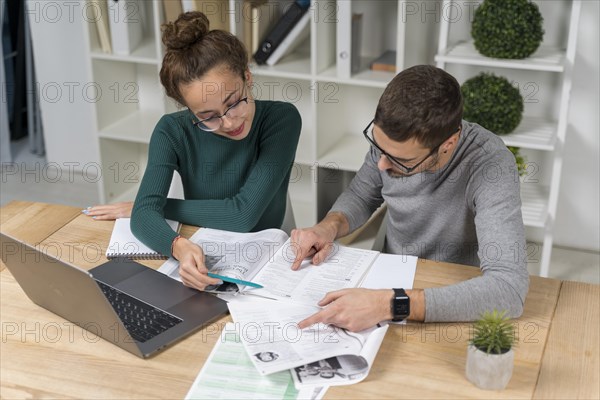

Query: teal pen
[207,273,263,289]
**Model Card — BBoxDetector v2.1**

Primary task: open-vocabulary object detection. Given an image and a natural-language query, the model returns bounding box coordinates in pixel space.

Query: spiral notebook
[106,218,181,260]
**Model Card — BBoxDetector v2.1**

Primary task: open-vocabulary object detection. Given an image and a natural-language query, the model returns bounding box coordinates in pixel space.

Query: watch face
[392,289,410,321]
[396,302,410,316]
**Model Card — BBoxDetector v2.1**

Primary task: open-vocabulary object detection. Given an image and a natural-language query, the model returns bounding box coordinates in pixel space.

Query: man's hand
[173,237,221,290]
[298,289,394,332]
[83,202,133,220]
[289,213,349,271]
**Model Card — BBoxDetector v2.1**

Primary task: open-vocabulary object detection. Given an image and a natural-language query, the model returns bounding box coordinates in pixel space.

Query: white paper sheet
[360,253,418,290]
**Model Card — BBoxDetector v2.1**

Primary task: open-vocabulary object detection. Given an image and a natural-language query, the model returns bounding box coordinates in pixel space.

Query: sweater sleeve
[423,147,529,322]
[130,115,183,257]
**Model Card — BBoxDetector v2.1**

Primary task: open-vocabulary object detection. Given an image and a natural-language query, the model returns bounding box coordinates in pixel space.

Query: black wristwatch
[391,288,410,322]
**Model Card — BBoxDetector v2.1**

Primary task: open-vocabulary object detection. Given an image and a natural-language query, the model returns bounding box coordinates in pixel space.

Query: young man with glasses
[291,65,529,332]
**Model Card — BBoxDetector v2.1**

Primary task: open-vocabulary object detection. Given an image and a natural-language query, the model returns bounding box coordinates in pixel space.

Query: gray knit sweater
[330,120,529,322]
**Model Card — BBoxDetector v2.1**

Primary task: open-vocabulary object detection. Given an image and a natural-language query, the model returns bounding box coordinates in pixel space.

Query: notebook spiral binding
[106,253,169,260]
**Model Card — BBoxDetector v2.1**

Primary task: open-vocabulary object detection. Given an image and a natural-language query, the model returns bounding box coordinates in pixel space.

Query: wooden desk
[1,202,598,399]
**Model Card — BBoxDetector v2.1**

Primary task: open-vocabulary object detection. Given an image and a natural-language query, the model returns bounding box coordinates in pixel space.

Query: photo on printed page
[254,351,279,362]
[292,355,369,387]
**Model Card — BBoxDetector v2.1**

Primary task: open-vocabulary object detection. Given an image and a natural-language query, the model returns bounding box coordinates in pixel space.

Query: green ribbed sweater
[130,100,301,257]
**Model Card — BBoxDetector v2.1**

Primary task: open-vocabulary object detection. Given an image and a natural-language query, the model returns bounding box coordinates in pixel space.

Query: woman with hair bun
[85,12,301,290]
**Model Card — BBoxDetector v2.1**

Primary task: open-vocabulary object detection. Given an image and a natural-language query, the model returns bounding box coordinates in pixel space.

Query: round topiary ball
[461,73,524,134]
[472,0,544,59]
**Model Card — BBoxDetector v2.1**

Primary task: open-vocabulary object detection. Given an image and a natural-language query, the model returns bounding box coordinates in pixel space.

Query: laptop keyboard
[96,281,183,343]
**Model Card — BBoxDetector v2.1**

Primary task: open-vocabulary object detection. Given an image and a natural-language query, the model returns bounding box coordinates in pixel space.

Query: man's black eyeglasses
[362,119,458,174]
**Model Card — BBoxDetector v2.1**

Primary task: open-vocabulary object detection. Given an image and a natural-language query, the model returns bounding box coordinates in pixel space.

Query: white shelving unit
[86,0,438,228]
[435,0,582,277]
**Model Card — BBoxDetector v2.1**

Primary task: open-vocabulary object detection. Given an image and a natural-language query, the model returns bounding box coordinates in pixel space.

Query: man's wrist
[322,212,349,239]
[383,289,395,320]
[381,289,425,322]
[405,289,425,322]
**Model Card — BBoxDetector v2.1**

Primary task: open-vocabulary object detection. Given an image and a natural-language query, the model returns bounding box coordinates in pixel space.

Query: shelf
[318,134,370,172]
[318,61,392,89]
[435,41,566,73]
[98,110,163,143]
[500,117,557,151]
[249,54,312,80]
[521,184,549,228]
[90,36,160,65]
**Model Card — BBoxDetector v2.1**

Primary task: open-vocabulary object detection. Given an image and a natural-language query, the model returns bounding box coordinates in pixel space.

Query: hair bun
[162,11,210,51]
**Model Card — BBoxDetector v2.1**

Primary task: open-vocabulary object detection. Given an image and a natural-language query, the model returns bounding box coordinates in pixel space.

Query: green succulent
[471,310,516,355]
[461,73,524,135]
[508,146,527,177]
[472,0,545,59]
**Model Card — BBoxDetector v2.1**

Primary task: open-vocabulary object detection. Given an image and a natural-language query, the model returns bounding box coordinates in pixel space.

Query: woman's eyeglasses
[191,94,249,132]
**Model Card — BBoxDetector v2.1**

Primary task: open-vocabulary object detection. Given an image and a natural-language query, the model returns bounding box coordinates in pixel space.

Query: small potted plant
[466,310,516,390]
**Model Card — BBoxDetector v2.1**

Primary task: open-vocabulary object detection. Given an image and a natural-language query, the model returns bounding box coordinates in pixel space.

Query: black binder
[253,1,310,65]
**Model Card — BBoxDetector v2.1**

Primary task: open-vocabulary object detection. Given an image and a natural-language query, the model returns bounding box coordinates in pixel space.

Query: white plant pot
[465,344,514,390]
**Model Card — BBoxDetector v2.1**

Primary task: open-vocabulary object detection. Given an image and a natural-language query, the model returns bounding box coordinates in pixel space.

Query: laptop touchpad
[114,270,197,310]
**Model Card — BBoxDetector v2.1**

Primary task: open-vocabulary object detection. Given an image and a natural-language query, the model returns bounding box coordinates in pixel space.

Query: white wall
[27,0,99,171]
[554,0,600,251]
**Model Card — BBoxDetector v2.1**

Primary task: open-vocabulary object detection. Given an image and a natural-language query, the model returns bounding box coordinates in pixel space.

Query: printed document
[227,298,388,377]
[185,322,327,400]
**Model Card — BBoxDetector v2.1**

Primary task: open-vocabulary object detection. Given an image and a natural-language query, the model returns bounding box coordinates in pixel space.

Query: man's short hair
[374,65,463,148]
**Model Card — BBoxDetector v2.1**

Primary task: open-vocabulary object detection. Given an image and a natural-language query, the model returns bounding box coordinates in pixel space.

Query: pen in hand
[207,273,263,289]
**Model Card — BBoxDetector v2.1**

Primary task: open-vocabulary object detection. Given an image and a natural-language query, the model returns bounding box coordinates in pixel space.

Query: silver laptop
[0,233,228,358]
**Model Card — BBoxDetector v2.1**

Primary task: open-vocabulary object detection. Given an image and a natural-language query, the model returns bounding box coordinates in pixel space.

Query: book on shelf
[242,1,254,60]
[106,218,181,259]
[183,0,230,32]
[351,13,363,74]
[252,2,277,59]
[163,0,183,23]
[241,0,275,61]
[107,0,144,56]
[158,226,417,383]
[370,50,397,73]
[180,0,195,12]
[253,0,310,65]
[336,1,351,78]
[265,10,310,66]
[90,0,112,53]
[337,8,364,76]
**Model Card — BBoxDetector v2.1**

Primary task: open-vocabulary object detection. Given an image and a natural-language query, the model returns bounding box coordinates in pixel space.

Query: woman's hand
[173,237,222,290]
[83,202,134,220]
